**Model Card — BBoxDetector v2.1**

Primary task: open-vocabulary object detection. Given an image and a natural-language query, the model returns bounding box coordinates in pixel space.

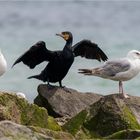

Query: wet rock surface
[63,94,140,139]
[0,87,140,139]
[34,84,102,119]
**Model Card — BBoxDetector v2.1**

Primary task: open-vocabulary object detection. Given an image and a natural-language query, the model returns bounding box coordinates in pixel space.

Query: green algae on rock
[35,84,102,118]
[0,120,51,140]
[0,120,74,140]
[64,94,140,139]
[63,110,88,135]
[0,92,60,131]
[105,129,140,139]
[30,125,74,140]
[47,116,62,131]
[84,94,140,137]
[0,92,75,140]
[0,90,140,139]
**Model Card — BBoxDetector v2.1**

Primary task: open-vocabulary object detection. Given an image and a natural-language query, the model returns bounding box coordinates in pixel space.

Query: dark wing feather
[72,39,108,61]
[12,41,56,69]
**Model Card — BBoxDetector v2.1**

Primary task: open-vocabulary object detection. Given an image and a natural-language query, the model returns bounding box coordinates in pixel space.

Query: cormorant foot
[60,85,65,88]
[60,86,71,93]
[47,84,54,90]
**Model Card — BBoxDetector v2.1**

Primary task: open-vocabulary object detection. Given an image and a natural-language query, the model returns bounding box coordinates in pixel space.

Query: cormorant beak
[56,33,69,41]
[56,33,64,38]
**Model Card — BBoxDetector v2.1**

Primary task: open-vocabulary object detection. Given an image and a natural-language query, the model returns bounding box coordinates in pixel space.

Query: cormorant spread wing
[72,39,108,61]
[12,41,56,69]
[12,31,109,87]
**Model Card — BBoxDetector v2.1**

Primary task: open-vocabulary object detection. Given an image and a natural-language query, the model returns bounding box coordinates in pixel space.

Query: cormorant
[12,31,108,87]
[79,50,140,98]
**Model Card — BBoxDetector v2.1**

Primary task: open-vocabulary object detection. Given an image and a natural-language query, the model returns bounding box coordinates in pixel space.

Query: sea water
[0,1,140,102]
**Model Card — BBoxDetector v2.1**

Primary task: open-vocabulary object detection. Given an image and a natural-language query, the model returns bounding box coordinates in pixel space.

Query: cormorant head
[56,31,73,41]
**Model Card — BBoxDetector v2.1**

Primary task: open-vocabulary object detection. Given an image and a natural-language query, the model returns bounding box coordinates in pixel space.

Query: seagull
[0,50,7,76]
[16,92,26,99]
[79,50,140,98]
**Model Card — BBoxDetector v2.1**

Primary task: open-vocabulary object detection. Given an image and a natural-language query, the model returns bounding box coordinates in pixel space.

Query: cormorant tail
[28,74,43,81]
[12,57,22,68]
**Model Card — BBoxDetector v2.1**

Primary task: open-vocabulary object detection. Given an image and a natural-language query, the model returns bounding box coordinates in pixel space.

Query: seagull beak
[137,51,140,59]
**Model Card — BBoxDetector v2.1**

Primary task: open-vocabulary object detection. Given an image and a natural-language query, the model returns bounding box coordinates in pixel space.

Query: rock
[0,120,51,140]
[0,92,74,140]
[105,129,140,139]
[0,92,61,131]
[125,95,140,124]
[0,120,74,140]
[1,87,140,139]
[34,84,102,120]
[29,126,75,140]
[63,94,140,139]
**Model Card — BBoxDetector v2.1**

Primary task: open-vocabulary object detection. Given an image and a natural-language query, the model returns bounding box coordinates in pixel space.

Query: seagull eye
[136,52,140,55]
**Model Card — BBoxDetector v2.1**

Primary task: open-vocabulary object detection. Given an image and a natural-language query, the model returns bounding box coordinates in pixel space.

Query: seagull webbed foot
[122,93,130,99]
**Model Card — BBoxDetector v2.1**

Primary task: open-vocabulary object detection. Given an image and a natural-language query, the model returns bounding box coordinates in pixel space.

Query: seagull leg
[119,81,129,98]
[119,81,123,94]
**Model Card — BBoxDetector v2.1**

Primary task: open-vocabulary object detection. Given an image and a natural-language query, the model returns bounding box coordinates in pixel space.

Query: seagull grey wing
[72,39,108,61]
[12,41,57,69]
[101,59,131,77]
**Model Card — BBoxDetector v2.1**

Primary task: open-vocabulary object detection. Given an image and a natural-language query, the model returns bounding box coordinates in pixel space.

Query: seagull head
[127,50,140,60]
[0,49,5,59]
[0,49,4,58]
[0,49,2,55]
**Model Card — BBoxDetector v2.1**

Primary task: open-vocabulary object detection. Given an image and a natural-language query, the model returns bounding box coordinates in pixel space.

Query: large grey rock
[0,92,61,131]
[0,91,74,140]
[125,95,140,124]
[34,84,102,119]
[63,94,140,138]
[105,129,140,139]
[0,120,52,140]
[0,120,74,140]
[84,94,140,137]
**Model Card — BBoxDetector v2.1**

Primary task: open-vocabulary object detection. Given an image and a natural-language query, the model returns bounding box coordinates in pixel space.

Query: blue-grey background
[0,1,140,102]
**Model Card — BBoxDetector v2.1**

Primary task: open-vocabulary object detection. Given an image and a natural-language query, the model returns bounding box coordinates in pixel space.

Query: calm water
[0,1,140,102]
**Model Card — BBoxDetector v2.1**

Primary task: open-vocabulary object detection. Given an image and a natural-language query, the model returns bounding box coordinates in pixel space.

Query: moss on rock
[63,110,88,135]
[0,92,61,131]
[83,95,140,137]
[47,116,61,131]
[0,120,54,140]
[123,106,140,129]
[30,126,74,140]
[1,90,140,139]
[105,129,140,139]
[63,94,140,138]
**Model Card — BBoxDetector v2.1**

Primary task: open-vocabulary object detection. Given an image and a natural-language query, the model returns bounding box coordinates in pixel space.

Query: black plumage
[12,31,108,87]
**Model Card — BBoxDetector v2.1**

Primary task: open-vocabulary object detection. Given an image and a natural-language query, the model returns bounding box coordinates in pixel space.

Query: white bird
[0,49,7,76]
[79,50,140,98]
[16,92,26,99]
